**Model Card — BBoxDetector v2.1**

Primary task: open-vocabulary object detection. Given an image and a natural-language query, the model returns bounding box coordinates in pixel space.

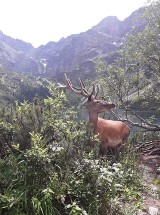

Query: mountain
[0,31,40,75]
[92,8,145,37]
[0,8,146,82]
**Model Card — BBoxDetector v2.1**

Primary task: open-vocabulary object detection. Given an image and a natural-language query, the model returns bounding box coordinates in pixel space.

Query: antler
[64,73,96,98]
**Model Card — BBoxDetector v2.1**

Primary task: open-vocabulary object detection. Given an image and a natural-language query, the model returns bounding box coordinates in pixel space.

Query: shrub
[0,86,143,215]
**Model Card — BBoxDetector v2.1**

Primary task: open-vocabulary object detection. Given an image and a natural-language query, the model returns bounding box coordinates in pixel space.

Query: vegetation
[0,85,144,215]
[0,68,49,107]
[95,0,160,132]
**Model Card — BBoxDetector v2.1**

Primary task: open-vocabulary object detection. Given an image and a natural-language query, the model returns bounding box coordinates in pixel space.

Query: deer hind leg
[115,139,129,157]
[120,132,130,153]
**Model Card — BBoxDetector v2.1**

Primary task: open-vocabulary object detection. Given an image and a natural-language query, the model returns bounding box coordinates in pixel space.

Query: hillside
[0,67,49,107]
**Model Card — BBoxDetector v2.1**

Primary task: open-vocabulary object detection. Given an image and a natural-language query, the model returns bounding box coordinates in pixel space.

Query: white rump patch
[108,137,122,147]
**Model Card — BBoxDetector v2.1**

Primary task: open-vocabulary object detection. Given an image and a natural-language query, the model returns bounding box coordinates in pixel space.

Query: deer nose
[111,103,115,108]
[110,103,115,108]
[105,102,115,109]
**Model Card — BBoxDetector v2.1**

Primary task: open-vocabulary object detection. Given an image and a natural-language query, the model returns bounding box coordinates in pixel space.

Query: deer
[64,74,130,155]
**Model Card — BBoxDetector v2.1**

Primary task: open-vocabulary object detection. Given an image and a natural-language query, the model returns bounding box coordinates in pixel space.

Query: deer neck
[88,111,99,130]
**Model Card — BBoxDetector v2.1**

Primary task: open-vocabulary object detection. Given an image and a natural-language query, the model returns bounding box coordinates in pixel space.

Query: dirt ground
[138,153,160,215]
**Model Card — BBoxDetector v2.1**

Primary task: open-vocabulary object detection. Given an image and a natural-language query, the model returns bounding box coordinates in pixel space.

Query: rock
[137,209,148,215]
[149,207,158,215]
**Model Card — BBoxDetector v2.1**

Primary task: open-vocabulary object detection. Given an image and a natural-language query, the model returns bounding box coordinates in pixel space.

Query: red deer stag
[64,74,130,155]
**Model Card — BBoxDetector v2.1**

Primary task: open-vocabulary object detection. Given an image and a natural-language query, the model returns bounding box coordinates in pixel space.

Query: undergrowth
[0,85,143,215]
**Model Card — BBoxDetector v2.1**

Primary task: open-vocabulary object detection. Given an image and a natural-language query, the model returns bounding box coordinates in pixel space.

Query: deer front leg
[99,143,108,155]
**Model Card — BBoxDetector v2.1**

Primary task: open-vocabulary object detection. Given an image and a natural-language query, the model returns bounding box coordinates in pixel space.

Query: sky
[0,0,146,47]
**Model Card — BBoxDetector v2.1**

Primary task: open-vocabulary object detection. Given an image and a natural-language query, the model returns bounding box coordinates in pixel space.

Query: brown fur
[87,95,130,154]
[95,118,130,154]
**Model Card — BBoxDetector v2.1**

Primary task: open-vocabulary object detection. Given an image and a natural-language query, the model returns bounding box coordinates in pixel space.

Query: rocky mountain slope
[0,8,145,82]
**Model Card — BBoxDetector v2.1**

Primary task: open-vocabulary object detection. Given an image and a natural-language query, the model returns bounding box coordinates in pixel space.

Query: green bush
[0,86,143,215]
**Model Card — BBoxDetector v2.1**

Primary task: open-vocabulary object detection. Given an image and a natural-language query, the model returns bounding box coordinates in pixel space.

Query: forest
[0,1,160,215]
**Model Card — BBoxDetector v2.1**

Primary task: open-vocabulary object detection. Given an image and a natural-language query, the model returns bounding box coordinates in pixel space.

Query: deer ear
[88,95,94,102]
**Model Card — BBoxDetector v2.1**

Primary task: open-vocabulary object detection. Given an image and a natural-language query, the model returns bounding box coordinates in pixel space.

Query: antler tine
[89,84,100,98]
[79,78,85,88]
[64,73,89,97]
[90,84,96,97]
[95,85,99,98]
[78,78,90,96]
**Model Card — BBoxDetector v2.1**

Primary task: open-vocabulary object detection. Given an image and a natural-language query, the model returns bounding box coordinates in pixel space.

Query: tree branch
[109,109,160,132]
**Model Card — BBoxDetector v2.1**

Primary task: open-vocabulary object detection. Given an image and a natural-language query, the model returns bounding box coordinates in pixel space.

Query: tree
[96,1,160,132]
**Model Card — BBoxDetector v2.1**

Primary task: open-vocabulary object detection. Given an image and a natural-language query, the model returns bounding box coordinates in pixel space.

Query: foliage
[96,1,160,111]
[0,86,143,215]
[0,68,49,107]
[94,2,160,133]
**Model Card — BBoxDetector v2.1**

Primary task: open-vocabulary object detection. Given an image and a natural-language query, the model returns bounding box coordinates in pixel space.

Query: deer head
[64,73,115,115]
[87,95,115,114]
